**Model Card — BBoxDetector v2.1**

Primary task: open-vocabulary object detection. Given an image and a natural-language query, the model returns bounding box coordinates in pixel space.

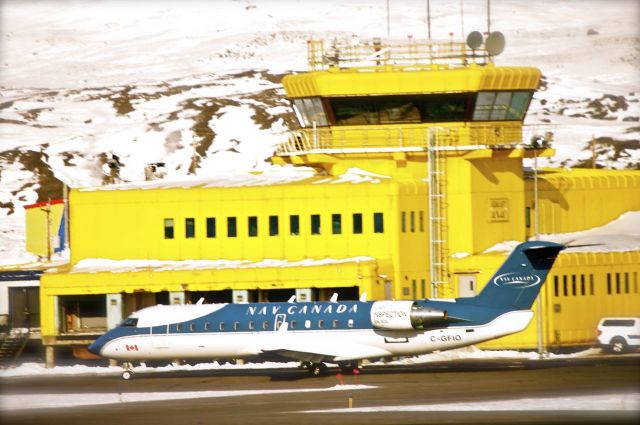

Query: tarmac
[1,355,639,425]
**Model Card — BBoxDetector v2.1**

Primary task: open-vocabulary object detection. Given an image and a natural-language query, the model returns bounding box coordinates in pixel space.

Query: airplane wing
[259,340,392,363]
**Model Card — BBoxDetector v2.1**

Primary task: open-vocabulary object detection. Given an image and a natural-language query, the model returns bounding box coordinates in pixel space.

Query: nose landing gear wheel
[121,370,133,380]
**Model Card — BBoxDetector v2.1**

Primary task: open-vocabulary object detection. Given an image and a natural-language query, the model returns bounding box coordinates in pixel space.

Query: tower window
[227,217,237,238]
[248,216,258,237]
[206,217,216,238]
[374,212,384,233]
[410,211,415,232]
[269,215,279,236]
[290,215,300,236]
[164,218,174,239]
[332,214,342,234]
[352,213,363,234]
[311,214,321,235]
[401,211,406,233]
[185,218,195,238]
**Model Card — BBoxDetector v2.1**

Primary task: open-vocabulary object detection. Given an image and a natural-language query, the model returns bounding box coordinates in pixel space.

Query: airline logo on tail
[492,273,541,289]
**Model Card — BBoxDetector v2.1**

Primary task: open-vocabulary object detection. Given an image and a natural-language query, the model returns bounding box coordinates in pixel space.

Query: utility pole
[426,0,432,39]
[41,199,52,262]
[386,0,391,39]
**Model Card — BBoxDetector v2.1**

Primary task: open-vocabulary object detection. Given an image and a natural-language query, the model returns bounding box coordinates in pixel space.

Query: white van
[597,317,640,354]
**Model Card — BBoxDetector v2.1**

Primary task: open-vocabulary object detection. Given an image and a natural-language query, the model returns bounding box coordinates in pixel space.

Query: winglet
[277,321,288,332]
[196,297,205,305]
[287,295,296,303]
[359,292,367,302]
[329,293,338,303]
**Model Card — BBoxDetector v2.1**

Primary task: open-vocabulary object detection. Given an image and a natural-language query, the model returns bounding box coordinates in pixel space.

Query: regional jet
[89,241,564,379]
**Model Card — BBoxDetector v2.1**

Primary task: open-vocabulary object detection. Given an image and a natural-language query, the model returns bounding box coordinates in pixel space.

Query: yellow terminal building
[39,39,640,365]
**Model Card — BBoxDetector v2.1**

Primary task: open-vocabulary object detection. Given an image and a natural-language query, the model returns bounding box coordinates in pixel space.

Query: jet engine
[370,301,448,330]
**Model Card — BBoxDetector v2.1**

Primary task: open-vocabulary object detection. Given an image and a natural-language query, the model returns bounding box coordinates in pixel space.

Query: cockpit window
[120,317,138,327]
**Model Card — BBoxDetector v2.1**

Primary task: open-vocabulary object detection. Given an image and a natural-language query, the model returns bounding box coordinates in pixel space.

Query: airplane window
[120,317,138,327]
[249,321,255,330]
[262,321,270,330]
[234,321,240,331]
[204,322,211,331]
[332,319,339,328]
[290,320,297,329]
[347,319,354,328]
[304,320,311,329]
[176,324,182,332]
[219,322,225,331]
[318,320,325,329]
[189,323,196,332]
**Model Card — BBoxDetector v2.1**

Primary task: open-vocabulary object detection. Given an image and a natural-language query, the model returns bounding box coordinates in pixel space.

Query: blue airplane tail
[466,241,564,310]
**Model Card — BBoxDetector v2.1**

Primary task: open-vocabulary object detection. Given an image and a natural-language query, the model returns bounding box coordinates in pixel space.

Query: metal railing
[307,38,491,71]
[275,124,555,156]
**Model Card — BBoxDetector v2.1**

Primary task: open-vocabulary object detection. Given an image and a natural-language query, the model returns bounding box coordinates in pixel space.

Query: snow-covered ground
[1,0,639,265]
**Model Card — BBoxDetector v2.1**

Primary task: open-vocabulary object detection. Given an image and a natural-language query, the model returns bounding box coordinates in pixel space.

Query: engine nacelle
[370,301,448,330]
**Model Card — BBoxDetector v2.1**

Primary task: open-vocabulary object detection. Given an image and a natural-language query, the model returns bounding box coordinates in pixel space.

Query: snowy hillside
[1,0,639,264]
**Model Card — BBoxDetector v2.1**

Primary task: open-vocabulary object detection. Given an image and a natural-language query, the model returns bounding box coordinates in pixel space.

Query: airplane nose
[88,336,106,356]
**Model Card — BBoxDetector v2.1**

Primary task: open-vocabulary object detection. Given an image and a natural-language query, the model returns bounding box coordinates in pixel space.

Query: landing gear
[121,362,134,380]
[338,361,361,375]
[308,362,328,377]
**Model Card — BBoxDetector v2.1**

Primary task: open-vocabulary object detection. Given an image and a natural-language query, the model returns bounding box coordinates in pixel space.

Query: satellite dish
[486,31,506,56]
[466,31,483,50]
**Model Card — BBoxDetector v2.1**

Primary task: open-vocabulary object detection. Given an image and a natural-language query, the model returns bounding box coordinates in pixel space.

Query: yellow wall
[527,168,640,235]
[25,200,65,257]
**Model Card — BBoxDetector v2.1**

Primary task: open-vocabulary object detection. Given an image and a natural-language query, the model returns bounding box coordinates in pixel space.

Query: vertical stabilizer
[471,241,564,310]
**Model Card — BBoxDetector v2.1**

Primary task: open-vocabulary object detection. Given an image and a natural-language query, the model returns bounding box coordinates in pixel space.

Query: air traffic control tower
[273,36,551,298]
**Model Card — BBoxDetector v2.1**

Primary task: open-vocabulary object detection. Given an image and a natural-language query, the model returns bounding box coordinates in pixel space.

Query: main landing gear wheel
[121,362,134,380]
[309,362,328,377]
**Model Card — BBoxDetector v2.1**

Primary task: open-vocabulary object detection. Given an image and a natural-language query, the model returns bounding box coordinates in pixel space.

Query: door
[151,325,169,348]
[9,287,40,329]
[458,275,477,297]
[274,314,287,331]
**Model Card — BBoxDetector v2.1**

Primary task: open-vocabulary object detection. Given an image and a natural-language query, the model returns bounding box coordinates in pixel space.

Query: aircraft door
[151,325,169,348]
[274,314,286,331]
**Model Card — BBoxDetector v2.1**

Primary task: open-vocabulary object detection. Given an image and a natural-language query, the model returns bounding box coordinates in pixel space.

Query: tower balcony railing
[274,123,555,156]
[307,38,491,71]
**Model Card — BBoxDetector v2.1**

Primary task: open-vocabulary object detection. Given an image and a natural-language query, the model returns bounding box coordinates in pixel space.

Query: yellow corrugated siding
[282,66,541,98]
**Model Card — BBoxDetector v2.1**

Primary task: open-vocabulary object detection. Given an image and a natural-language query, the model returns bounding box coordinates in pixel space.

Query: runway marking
[0,384,376,412]
[301,392,640,413]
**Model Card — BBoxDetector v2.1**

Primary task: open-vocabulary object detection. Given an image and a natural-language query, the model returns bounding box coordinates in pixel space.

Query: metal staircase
[0,329,30,364]
[427,127,451,298]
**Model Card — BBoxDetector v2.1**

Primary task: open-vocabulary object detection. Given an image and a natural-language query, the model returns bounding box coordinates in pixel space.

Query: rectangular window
[421,279,426,298]
[580,274,585,296]
[164,218,174,239]
[290,215,300,236]
[590,274,595,295]
[227,217,237,238]
[206,217,216,238]
[268,215,279,236]
[185,218,195,238]
[635,272,638,294]
[563,275,568,297]
[571,275,576,296]
[607,273,611,295]
[248,216,258,237]
[525,207,531,228]
[331,214,342,234]
[311,214,321,235]
[419,211,425,232]
[616,273,621,294]
[624,272,629,294]
[374,212,384,233]
[410,211,415,232]
[412,279,417,299]
[352,213,362,234]
[554,276,559,297]
[401,211,406,232]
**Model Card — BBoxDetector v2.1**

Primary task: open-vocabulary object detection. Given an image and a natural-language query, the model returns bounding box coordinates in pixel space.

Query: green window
[227,217,237,238]
[185,218,195,238]
[374,212,384,233]
[289,215,300,236]
[164,218,174,239]
[311,214,321,235]
[269,216,279,236]
[352,213,362,234]
[206,217,216,238]
[332,214,342,234]
[248,216,258,237]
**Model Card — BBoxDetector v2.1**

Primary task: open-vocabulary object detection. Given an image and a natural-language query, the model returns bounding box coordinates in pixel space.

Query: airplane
[89,240,564,380]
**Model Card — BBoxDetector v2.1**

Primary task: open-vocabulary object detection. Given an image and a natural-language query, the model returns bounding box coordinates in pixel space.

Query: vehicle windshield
[120,317,139,327]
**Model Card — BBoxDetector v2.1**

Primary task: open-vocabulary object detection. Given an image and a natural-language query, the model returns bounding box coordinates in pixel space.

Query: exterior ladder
[427,127,451,298]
